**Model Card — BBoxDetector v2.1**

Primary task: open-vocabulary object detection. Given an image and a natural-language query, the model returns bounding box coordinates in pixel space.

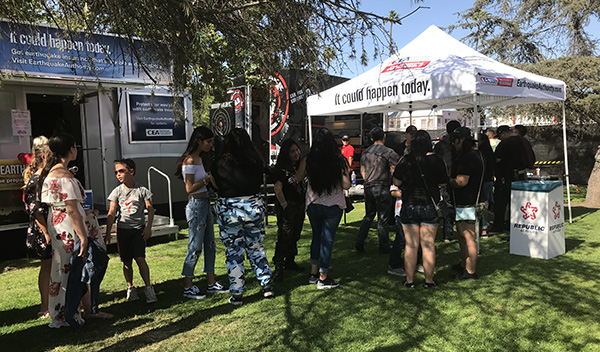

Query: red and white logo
[480,76,513,87]
[497,77,513,87]
[382,61,430,73]
[552,201,561,220]
[520,202,538,220]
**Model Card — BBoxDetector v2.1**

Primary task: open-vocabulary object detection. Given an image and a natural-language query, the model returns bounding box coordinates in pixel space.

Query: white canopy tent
[306,25,572,222]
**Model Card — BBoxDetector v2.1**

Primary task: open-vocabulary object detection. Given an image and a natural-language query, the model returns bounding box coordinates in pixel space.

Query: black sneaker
[284,261,304,272]
[317,277,340,289]
[229,294,243,306]
[456,269,479,280]
[262,285,275,298]
[273,267,284,282]
[308,273,319,285]
[355,243,365,253]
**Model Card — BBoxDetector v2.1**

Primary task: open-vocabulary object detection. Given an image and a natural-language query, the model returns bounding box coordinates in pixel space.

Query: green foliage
[0,1,430,128]
[0,0,423,96]
[449,1,600,128]
[449,0,599,63]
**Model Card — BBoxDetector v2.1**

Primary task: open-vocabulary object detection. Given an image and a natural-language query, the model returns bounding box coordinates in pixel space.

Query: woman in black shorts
[393,130,448,288]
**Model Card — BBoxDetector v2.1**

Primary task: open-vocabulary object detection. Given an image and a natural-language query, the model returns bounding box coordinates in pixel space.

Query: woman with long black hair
[213,128,273,306]
[272,139,306,281]
[296,128,350,289]
[175,126,227,299]
[393,130,448,288]
[38,133,89,328]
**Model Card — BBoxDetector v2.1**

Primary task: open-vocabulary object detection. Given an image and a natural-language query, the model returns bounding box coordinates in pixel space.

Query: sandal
[403,281,415,288]
[424,281,438,288]
[37,311,50,319]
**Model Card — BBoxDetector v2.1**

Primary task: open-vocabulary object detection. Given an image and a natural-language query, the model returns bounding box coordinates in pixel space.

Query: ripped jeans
[182,197,216,278]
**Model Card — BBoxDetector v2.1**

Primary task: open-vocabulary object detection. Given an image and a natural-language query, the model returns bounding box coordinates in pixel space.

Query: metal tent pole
[562,102,573,223]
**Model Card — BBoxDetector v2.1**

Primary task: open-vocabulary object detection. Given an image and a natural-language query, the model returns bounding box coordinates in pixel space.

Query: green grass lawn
[1,201,600,352]
[566,185,587,203]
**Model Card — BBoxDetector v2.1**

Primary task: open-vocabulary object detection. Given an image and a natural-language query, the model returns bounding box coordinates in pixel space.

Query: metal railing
[147,166,174,226]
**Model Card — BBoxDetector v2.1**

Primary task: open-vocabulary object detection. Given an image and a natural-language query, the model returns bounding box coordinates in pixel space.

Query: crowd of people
[22,121,534,330]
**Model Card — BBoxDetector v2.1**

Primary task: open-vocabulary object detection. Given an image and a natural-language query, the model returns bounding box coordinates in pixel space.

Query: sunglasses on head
[115,168,129,175]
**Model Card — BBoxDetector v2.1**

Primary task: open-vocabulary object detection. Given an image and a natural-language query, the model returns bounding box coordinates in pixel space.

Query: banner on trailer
[0,21,166,83]
[0,159,26,191]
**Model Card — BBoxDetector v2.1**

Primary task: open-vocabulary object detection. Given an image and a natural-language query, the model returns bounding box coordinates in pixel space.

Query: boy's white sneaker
[126,286,139,302]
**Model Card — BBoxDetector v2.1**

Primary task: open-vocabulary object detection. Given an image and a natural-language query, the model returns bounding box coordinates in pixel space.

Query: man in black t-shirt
[448,127,484,280]
[355,127,400,253]
[491,126,526,233]
[434,120,461,242]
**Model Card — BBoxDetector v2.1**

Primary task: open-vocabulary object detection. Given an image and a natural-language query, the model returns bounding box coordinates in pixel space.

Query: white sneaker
[387,267,407,276]
[416,264,425,273]
[183,285,206,300]
[207,281,229,294]
[48,320,70,328]
[126,286,139,302]
[144,286,158,303]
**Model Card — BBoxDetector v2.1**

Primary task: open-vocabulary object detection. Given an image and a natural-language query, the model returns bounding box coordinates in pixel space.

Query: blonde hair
[22,136,50,186]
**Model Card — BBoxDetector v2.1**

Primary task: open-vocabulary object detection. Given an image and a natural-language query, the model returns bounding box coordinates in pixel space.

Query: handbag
[476,200,488,219]
[415,157,443,218]
[344,196,354,213]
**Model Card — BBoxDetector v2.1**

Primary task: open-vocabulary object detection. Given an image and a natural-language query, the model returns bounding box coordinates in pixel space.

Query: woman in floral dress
[39,133,89,328]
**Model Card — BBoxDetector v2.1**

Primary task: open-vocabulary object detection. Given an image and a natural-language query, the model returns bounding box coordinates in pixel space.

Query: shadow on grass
[3,208,600,351]
[0,277,249,351]
[570,205,599,219]
[0,257,45,272]
[258,217,600,351]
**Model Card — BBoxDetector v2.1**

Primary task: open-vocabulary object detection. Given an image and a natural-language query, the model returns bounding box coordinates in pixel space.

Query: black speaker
[209,102,234,137]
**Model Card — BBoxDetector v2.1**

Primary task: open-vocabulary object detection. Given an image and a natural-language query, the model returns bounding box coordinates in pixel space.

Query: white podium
[509,181,565,259]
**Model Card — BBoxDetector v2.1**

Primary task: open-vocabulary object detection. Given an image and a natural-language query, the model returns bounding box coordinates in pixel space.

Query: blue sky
[340,0,474,77]
[339,0,600,78]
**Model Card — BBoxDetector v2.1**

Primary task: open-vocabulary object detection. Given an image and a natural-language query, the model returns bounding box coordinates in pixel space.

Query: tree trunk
[585,146,600,206]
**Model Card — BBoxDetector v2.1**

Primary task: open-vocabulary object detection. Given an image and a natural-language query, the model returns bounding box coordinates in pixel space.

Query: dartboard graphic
[229,90,245,114]
[270,72,289,136]
[210,104,234,137]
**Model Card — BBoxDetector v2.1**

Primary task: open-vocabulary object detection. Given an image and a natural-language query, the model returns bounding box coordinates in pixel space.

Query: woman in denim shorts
[449,127,485,280]
[393,130,448,288]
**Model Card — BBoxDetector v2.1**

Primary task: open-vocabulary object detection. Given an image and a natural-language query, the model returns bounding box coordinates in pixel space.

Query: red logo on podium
[552,201,561,219]
[520,202,538,220]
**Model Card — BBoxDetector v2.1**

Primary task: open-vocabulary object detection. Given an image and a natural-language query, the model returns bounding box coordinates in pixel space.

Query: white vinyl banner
[510,181,565,259]
[307,25,566,116]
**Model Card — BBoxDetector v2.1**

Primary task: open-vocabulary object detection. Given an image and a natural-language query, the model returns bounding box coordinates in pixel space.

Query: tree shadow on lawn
[0,278,249,351]
[570,205,599,217]
[261,219,600,351]
[0,257,46,272]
